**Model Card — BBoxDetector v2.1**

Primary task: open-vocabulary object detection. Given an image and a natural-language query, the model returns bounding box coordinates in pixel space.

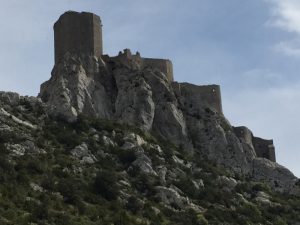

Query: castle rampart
[253,137,276,162]
[54,11,103,63]
[142,58,173,82]
[172,82,223,114]
[105,49,174,82]
[233,126,254,147]
[233,126,276,162]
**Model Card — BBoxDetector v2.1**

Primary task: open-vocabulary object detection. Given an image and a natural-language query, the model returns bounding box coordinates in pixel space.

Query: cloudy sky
[0,0,300,176]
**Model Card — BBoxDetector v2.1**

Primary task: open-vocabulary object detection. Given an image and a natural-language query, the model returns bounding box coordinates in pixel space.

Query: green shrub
[197,214,209,225]
[273,217,288,225]
[126,196,143,214]
[57,178,82,204]
[237,203,262,222]
[252,182,271,193]
[118,149,137,165]
[174,177,199,199]
[94,170,119,201]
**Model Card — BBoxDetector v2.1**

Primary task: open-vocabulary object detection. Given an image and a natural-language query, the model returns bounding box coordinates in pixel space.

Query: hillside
[0,92,299,225]
[0,10,300,225]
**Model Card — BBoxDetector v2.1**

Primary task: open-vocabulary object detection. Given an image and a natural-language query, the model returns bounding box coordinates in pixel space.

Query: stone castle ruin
[54,11,103,63]
[40,11,276,163]
[233,126,276,162]
[54,11,173,82]
[53,11,220,111]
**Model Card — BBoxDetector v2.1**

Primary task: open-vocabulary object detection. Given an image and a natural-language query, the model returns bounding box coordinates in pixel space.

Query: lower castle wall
[253,137,276,162]
[233,126,276,162]
[233,126,253,147]
[142,58,173,82]
[104,50,174,83]
[172,82,223,114]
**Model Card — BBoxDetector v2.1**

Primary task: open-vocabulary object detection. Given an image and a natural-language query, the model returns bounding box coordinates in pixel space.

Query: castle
[51,11,276,162]
[54,11,173,82]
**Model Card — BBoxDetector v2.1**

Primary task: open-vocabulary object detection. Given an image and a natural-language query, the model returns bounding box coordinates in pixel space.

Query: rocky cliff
[0,90,299,224]
[39,49,299,196]
[0,11,299,224]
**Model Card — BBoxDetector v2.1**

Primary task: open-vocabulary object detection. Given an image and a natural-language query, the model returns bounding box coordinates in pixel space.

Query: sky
[0,0,299,176]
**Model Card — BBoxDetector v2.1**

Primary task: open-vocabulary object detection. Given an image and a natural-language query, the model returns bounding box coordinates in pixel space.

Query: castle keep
[54,11,103,63]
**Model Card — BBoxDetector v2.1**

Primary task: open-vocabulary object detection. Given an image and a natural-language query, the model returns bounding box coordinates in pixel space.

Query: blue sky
[0,0,300,176]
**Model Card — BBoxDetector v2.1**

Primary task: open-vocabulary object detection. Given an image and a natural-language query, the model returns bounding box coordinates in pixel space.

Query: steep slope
[0,92,299,225]
[39,50,299,196]
[1,10,299,225]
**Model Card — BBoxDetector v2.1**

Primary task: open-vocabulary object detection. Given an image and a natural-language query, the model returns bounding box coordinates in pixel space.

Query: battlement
[54,11,103,63]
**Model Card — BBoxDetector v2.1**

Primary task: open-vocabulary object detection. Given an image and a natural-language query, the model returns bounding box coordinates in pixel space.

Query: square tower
[54,11,103,63]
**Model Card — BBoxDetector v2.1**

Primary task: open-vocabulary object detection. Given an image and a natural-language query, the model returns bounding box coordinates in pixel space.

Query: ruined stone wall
[172,83,223,114]
[105,49,174,82]
[253,137,276,162]
[54,11,103,63]
[233,126,254,147]
[143,58,174,82]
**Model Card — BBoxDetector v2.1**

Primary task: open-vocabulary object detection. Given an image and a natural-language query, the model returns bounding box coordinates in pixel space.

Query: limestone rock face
[39,51,298,194]
[39,54,112,122]
[252,158,300,195]
[39,52,188,144]
[113,68,155,131]
[154,186,203,212]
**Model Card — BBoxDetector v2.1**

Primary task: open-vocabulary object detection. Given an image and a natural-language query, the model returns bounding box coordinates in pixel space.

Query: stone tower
[54,11,103,63]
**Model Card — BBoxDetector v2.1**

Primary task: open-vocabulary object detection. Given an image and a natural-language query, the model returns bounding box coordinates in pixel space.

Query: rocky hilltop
[0,11,299,225]
[39,11,298,194]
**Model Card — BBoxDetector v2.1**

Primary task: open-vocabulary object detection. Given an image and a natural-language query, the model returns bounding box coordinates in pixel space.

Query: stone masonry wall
[233,126,254,147]
[253,137,276,162]
[54,11,103,63]
[172,82,223,114]
[142,58,174,82]
[105,49,174,83]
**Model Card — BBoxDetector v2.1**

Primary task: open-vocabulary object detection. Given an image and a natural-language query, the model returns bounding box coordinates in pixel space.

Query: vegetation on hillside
[0,108,299,224]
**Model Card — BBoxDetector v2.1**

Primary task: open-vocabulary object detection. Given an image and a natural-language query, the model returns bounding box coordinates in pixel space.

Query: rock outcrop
[37,11,300,196]
[1,11,300,225]
[38,50,300,196]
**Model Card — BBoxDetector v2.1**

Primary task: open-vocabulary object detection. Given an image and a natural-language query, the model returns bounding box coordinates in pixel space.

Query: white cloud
[274,39,300,56]
[266,0,300,57]
[223,83,300,177]
[267,0,300,34]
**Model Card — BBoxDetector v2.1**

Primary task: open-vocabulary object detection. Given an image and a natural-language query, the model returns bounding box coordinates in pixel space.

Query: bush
[237,203,262,222]
[197,214,209,225]
[94,170,119,201]
[57,178,81,204]
[252,182,271,193]
[118,149,137,165]
[126,196,143,214]
[273,217,288,225]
